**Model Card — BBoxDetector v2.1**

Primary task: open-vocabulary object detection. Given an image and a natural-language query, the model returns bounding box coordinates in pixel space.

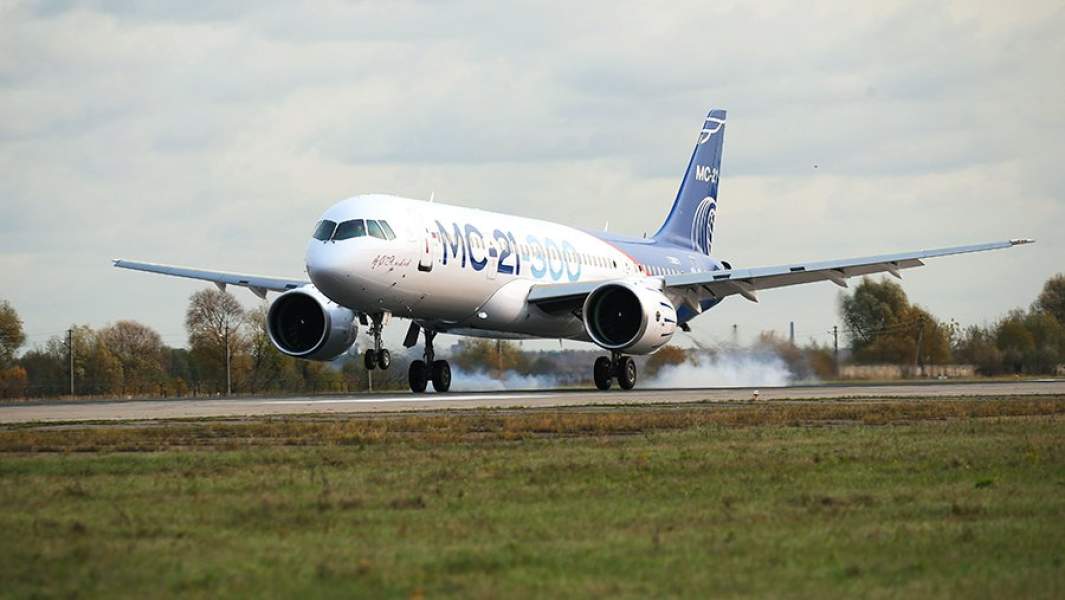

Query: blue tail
[652,108,726,255]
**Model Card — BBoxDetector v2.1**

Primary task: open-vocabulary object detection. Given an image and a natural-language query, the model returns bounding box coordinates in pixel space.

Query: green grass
[1,400,1064,598]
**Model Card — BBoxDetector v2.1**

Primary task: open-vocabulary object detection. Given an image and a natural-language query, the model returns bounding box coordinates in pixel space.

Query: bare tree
[99,320,166,394]
[1037,274,1065,325]
[185,288,246,393]
[0,300,26,367]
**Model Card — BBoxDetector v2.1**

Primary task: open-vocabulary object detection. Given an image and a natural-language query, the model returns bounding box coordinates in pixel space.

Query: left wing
[527,239,1034,313]
[112,259,308,299]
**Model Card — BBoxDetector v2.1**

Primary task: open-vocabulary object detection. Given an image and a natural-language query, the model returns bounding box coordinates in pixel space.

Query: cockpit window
[312,220,336,241]
[333,219,366,240]
[378,220,396,240]
[367,220,387,240]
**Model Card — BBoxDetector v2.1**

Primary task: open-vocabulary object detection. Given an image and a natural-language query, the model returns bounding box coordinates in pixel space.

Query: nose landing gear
[593,351,637,391]
[363,313,391,370]
[408,327,451,393]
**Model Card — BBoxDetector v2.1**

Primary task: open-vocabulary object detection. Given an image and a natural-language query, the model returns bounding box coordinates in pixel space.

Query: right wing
[112,259,308,299]
[526,239,1034,314]
[659,239,1033,306]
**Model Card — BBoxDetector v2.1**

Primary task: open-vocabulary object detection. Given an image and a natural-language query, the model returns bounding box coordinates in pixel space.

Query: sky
[2,0,1063,354]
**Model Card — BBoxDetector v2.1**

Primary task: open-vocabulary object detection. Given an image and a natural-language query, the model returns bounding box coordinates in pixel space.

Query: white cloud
[1,0,1062,352]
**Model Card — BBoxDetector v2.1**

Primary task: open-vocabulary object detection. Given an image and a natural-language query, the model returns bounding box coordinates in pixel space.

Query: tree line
[1,273,1063,398]
[839,274,1065,375]
[0,289,380,399]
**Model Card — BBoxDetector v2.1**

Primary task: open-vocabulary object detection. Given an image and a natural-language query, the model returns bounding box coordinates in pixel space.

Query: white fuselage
[305,195,646,340]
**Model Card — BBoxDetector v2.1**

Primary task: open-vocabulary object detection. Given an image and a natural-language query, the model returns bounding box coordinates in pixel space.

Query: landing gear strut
[408,328,451,393]
[593,351,637,391]
[363,313,391,371]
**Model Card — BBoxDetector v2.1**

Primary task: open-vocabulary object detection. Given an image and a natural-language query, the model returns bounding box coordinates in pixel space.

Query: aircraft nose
[305,242,351,301]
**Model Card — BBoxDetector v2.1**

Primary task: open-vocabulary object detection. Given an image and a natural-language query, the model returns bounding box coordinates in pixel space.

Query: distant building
[840,364,976,380]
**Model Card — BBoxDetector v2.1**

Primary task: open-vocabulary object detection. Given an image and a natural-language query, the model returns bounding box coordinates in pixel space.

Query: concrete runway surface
[1,380,1063,424]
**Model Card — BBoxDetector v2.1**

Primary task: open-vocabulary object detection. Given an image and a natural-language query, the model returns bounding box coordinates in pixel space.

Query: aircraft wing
[527,239,1034,313]
[112,259,308,299]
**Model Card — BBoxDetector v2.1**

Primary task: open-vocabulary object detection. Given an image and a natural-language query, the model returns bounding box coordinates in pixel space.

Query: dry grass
[1,396,1063,598]
[2,395,1063,453]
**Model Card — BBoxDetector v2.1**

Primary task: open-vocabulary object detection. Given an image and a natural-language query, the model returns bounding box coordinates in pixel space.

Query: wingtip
[1009,238,1035,246]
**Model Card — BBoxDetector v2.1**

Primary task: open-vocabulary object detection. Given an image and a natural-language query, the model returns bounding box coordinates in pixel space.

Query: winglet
[1009,238,1035,246]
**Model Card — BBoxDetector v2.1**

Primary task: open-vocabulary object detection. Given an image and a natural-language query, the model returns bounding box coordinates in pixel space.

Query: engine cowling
[582,280,677,355]
[267,286,358,361]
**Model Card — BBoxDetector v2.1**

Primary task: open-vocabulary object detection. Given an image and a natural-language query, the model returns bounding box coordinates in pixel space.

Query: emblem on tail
[697,115,726,144]
[691,197,717,254]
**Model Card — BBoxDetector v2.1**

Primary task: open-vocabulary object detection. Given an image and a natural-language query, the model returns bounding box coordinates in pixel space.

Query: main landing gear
[593,351,637,391]
[408,328,451,393]
[363,313,391,371]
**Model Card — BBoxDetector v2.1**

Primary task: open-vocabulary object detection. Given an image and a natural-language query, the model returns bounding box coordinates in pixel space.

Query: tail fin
[652,108,726,255]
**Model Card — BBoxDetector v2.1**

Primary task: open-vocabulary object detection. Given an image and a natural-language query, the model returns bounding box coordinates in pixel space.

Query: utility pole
[914,316,925,378]
[832,325,839,376]
[732,324,738,346]
[224,321,232,395]
[789,321,795,347]
[67,328,74,397]
[497,339,503,372]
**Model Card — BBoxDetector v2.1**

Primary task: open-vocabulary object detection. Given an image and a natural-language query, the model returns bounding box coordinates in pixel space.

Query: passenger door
[418,228,435,272]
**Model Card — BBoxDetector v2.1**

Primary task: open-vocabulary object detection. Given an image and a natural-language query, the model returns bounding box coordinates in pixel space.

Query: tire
[364,349,377,371]
[431,360,452,393]
[408,360,428,393]
[377,349,391,370]
[593,356,612,391]
[617,356,637,390]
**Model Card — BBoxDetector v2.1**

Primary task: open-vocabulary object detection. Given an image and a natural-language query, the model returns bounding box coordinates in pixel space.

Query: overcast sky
[2,0,1063,353]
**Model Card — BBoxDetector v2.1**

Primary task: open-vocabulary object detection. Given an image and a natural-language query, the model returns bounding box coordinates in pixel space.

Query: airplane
[114,107,1033,393]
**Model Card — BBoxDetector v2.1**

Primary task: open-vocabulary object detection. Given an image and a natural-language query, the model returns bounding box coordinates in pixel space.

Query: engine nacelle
[267,286,358,361]
[582,280,677,355]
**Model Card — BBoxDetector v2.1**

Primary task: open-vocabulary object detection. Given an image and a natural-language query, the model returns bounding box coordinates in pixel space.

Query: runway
[1,379,1063,424]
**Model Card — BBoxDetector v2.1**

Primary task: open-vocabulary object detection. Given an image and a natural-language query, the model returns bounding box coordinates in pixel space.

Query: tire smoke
[644,350,792,388]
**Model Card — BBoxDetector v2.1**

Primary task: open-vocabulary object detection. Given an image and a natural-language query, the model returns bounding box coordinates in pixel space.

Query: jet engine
[267,286,358,361]
[582,281,677,355]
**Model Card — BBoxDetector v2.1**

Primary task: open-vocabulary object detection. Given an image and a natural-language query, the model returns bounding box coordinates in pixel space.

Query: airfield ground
[2,379,1064,423]
[1,386,1064,597]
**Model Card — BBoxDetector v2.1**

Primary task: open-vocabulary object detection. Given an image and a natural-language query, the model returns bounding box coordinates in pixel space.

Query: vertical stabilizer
[652,108,726,254]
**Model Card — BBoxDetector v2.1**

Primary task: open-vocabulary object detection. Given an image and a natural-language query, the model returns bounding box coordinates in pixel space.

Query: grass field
[2,397,1064,598]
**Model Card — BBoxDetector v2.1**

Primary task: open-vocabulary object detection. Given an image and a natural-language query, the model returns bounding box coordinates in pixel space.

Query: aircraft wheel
[377,349,391,370]
[431,360,452,393]
[364,349,377,371]
[408,360,428,393]
[617,356,637,390]
[593,356,612,390]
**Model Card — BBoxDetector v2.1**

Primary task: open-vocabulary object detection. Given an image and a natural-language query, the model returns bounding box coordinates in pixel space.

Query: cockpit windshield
[378,221,396,240]
[366,220,387,240]
[312,220,336,241]
[317,218,397,241]
[333,219,367,240]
